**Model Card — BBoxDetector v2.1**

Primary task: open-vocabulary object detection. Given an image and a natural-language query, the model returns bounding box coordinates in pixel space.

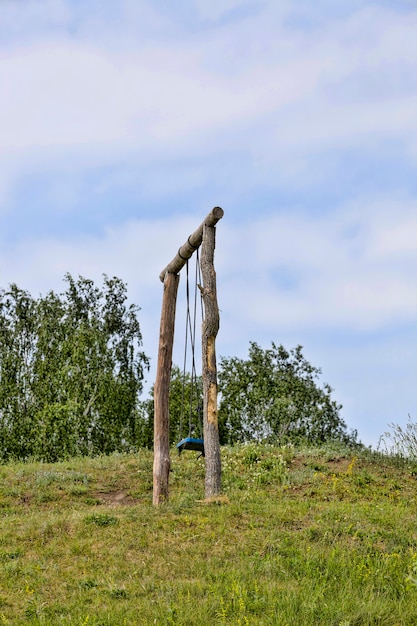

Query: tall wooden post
[153,271,179,506]
[201,224,222,498]
[153,207,224,506]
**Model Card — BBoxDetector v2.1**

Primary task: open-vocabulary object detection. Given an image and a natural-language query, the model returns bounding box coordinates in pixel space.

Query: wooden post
[153,207,224,506]
[153,271,179,505]
[200,223,222,498]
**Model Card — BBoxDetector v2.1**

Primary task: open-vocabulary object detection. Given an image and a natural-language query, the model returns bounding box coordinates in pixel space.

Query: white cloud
[0,0,71,41]
[1,0,416,206]
[0,37,325,155]
[370,214,417,258]
[0,43,142,151]
[192,0,256,21]
[217,198,417,333]
[2,3,414,150]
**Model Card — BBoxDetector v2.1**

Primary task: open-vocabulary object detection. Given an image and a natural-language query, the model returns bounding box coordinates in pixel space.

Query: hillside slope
[0,444,416,625]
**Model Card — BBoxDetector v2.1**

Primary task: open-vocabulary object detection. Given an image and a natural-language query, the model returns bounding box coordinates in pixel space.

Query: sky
[1,0,417,447]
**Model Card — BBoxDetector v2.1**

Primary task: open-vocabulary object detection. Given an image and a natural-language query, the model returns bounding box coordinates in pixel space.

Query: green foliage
[0,274,149,462]
[218,341,357,446]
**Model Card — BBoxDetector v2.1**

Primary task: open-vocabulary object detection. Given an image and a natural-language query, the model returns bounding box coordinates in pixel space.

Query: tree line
[0,274,358,462]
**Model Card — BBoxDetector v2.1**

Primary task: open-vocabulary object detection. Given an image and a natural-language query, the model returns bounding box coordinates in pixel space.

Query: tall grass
[379,415,417,461]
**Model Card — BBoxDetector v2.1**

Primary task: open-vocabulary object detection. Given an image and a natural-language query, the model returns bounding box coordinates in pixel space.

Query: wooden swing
[176,252,204,457]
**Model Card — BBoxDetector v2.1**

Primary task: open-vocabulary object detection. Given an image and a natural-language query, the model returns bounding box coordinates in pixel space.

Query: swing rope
[178,249,204,451]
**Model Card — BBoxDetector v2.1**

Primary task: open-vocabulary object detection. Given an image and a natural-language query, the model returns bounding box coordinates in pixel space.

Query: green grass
[1,443,417,625]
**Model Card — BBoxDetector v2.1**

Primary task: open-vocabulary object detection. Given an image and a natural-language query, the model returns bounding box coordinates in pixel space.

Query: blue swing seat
[176,437,205,455]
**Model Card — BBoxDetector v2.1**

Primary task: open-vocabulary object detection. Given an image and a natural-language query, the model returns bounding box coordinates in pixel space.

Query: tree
[0,284,38,459]
[218,342,357,446]
[0,274,149,462]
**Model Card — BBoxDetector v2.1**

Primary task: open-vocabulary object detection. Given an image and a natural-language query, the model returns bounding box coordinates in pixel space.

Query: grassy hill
[1,443,416,625]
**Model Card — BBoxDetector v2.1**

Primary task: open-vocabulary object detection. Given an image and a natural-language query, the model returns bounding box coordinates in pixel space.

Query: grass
[0,443,417,625]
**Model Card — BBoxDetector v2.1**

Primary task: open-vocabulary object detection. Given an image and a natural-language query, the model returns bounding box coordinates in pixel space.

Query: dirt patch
[289,456,351,473]
[93,490,138,506]
[325,458,351,473]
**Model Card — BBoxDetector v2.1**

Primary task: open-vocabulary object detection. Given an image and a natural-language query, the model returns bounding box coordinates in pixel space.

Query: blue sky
[1,0,417,446]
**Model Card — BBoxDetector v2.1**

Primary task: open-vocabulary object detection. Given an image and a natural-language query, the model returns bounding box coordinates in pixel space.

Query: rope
[179,250,203,441]
[189,249,199,436]
[179,260,190,442]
